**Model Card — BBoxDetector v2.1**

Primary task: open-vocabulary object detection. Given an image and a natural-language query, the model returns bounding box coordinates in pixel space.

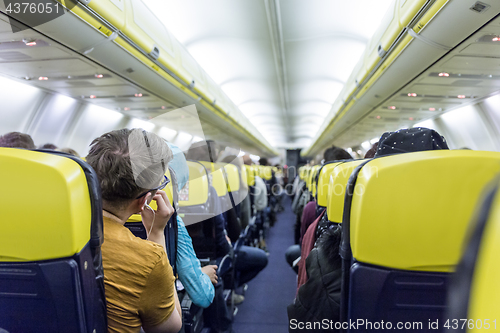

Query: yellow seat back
[349,150,500,272]
[223,163,240,193]
[316,162,342,207]
[178,161,209,207]
[455,179,500,329]
[0,148,92,261]
[260,166,273,181]
[326,160,365,223]
[307,165,320,192]
[200,161,228,197]
[244,165,255,186]
[127,169,174,223]
[240,163,248,188]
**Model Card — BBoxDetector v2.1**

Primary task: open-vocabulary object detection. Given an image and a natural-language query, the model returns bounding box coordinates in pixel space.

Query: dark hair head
[375,127,449,157]
[40,143,58,150]
[259,157,268,166]
[0,132,35,149]
[186,140,219,162]
[58,147,80,158]
[242,154,252,165]
[86,128,172,208]
[323,146,353,162]
[364,142,379,159]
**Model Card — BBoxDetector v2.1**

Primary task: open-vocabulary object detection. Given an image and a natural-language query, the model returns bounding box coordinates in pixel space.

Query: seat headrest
[199,161,227,197]
[316,162,342,207]
[349,150,500,272]
[307,165,320,192]
[0,148,93,261]
[223,163,240,193]
[178,161,209,207]
[464,180,500,321]
[244,165,255,186]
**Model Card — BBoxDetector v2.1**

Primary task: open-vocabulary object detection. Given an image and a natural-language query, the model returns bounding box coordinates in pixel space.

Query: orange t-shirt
[102,211,176,333]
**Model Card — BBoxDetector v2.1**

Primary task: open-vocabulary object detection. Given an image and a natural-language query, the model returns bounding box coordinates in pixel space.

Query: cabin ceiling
[142,0,394,149]
[335,14,500,149]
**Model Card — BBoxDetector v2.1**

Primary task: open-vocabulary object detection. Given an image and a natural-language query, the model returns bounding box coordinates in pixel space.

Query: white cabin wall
[415,93,500,152]
[0,76,46,135]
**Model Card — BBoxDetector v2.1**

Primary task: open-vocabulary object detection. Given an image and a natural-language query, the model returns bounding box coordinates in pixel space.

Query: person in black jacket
[288,226,342,332]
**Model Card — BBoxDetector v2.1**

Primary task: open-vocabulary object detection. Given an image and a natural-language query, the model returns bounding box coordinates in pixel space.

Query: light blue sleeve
[176,215,215,308]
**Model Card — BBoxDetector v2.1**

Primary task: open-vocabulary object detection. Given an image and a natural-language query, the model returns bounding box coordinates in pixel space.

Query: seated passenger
[292,147,352,282]
[0,131,36,149]
[187,141,268,301]
[39,143,57,150]
[58,147,81,157]
[167,142,216,308]
[86,129,182,333]
[288,127,449,332]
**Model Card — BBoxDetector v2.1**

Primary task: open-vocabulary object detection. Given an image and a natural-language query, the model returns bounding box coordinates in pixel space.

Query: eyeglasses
[136,175,170,199]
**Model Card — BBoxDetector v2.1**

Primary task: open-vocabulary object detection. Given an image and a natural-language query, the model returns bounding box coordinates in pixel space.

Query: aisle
[232,196,297,333]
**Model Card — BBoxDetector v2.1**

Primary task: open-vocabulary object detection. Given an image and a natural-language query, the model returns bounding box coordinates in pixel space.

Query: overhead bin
[0,0,277,156]
[302,0,500,157]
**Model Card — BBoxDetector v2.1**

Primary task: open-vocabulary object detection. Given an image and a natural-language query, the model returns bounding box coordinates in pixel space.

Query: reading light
[376,115,381,119]
[124,107,130,111]
[38,77,48,81]
[493,37,499,42]
[135,93,143,97]
[457,95,465,99]
[94,74,104,78]
[388,106,396,110]
[23,38,36,46]
[161,106,166,109]
[429,108,436,111]
[90,95,96,99]
[409,117,414,121]
[438,72,450,77]
[407,93,417,97]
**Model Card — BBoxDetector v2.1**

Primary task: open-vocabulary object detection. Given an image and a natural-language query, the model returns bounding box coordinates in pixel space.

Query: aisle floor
[232,197,297,333]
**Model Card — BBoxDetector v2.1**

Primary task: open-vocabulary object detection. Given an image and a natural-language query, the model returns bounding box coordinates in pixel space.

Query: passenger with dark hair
[288,127,449,332]
[364,142,378,158]
[58,147,80,157]
[39,143,58,150]
[0,131,35,149]
[323,145,353,162]
[186,141,268,304]
[86,128,182,333]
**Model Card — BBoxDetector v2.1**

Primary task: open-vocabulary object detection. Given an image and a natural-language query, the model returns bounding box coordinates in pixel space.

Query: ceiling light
[161,106,166,109]
[493,37,499,42]
[361,141,371,150]
[376,115,381,119]
[94,74,103,78]
[489,75,493,78]
[409,117,414,121]
[438,72,450,77]
[388,106,396,110]
[90,95,96,99]
[124,107,130,111]
[22,38,36,46]
[457,95,465,99]
[135,93,143,97]
[38,77,48,81]
[407,93,417,97]
[429,108,436,111]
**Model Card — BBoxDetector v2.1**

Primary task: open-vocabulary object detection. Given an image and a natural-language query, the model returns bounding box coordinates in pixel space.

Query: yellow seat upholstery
[316,162,340,207]
[325,160,365,222]
[447,177,500,331]
[0,148,106,332]
[177,161,212,226]
[244,165,256,186]
[307,165,320,193]
[341,150,500,327]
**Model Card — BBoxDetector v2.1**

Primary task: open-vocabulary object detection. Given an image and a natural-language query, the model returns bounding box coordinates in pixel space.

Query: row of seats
[297,150,500,332]
[0,146,273,333]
